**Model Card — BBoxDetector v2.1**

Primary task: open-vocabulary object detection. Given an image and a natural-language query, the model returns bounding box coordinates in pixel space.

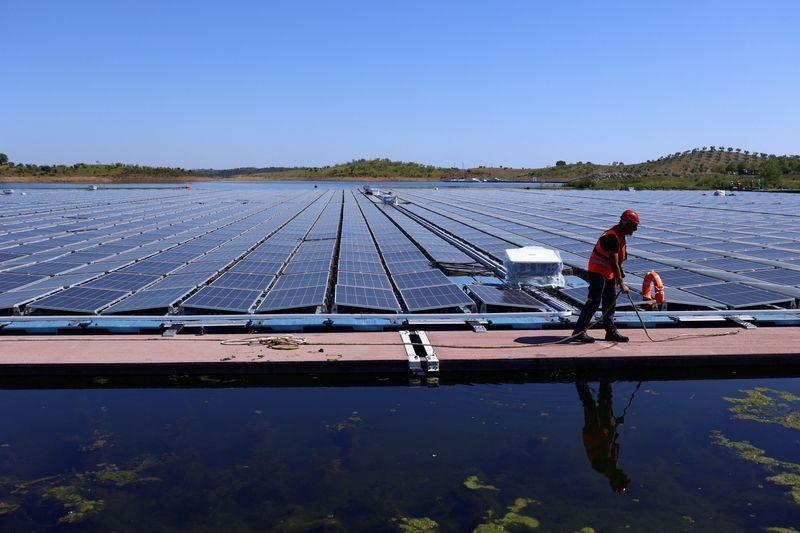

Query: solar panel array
[3,186,800,315]
[394,189,800,310]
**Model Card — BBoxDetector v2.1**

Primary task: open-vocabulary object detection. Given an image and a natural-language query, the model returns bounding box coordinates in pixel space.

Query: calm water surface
[2,375,799,531]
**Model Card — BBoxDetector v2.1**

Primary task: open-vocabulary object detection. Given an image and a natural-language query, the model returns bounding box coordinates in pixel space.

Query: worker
[572,209,639,343]
[576,380,631,493]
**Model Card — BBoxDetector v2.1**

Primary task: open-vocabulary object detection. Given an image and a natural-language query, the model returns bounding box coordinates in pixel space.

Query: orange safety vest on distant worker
[588,226,627,280]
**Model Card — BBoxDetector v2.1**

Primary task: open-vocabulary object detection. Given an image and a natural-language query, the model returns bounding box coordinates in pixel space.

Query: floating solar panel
[392,269,451,290]
[684,282,794,308]
[623,258,673,273]
[182,286,261,312]
[694,257,772,272]
[740,269,800,287]
[70,260,135,274]
[121,260,184,275]
[28,286,127,314]
[466,284,547,311]
[667,249,722,261]
[400,284,474,312]
[257,285,327,312]
[272,272,329,291]
[0,286,56,308]
[336,271,393,290]
[174,260,232,274]
[338,260,385,274]
[211,272,273,291]
[9,261,82,276]
[103,286,194,314]
[655,269,723,288]
[83,272,160,292]
[385,260,433,275]
[147,272,209,289]
[225,260,283,276]
[282,260,331,275]
[334,284,401,312]
[743,248,800,261]
[0,273,45,292]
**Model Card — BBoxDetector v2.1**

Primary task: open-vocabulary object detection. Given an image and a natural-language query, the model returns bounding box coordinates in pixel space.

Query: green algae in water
[723,387,800,431]
[474,497,539,531]
[42,484,104,524]
[0,501,21,515]
[394,516,439,532]
[464,475,499,491]
[764,528,800,533]
[711,430,800,505]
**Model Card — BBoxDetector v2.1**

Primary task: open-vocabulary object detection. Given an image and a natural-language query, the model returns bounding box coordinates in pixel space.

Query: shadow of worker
[576,379,631,493]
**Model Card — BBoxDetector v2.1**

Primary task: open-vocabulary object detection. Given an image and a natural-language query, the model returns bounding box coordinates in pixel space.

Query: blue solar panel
[336,271,393,290]
[684,282,793,308]
[400,284,474,312]
[0,273,45,292]
[83,273,160,292]
[182,286,261,312]
[29,286,127,313]
[103,286,194,314]
[334,284,401,311]
[392,269,451,290]
[272,272,329,291]
[257,285,327,312]
[211,271,273,290]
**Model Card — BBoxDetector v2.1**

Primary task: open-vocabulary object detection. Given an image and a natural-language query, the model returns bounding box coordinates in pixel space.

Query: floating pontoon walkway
[2,327,800,376]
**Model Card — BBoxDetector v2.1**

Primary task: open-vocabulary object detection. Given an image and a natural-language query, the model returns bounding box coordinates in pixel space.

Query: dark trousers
[573,271,618,333]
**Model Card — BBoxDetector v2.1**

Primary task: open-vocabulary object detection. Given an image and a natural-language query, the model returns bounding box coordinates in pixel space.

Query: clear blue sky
[2,1,798,169]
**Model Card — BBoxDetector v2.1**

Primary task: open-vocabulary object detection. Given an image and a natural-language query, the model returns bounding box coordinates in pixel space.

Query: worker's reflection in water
[576,380,631,493]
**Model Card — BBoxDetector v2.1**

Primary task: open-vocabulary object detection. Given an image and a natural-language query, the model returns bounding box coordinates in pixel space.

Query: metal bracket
[466,319,487,333]
[400,330,440,374]
[726,316,757,329]
[400,330,422,375]
[162,323,184,337]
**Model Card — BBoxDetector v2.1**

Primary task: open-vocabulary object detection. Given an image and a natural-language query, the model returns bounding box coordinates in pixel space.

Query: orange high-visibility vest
[588,226,627,280]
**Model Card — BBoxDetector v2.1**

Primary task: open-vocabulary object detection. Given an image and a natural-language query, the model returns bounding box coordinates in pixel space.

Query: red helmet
[620,209,640,225]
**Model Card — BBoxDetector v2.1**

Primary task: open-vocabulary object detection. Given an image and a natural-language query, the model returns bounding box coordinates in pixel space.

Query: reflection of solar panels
[684,283,794,308]
[466,284,547,311]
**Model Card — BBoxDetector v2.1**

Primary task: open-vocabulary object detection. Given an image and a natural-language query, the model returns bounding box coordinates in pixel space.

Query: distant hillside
[0,158,204,183]
[231,159,538,182]
[2,148,799,188]
[556,148,800,190]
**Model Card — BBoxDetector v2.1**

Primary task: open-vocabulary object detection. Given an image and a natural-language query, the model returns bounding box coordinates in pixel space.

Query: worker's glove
[618,283,631,294]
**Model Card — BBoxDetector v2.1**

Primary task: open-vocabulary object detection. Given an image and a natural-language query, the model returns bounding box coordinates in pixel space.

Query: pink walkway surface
[1,327,799,375]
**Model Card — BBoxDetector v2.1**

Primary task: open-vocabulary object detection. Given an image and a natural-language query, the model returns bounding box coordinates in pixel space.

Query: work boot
[605,329,629,343]
[571,331,596,343]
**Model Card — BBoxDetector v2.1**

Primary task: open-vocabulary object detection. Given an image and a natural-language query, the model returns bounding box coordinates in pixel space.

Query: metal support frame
[400,330,439,374]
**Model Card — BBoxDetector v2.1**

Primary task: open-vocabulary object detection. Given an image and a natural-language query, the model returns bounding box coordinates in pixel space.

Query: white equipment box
[504,246,565,288]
